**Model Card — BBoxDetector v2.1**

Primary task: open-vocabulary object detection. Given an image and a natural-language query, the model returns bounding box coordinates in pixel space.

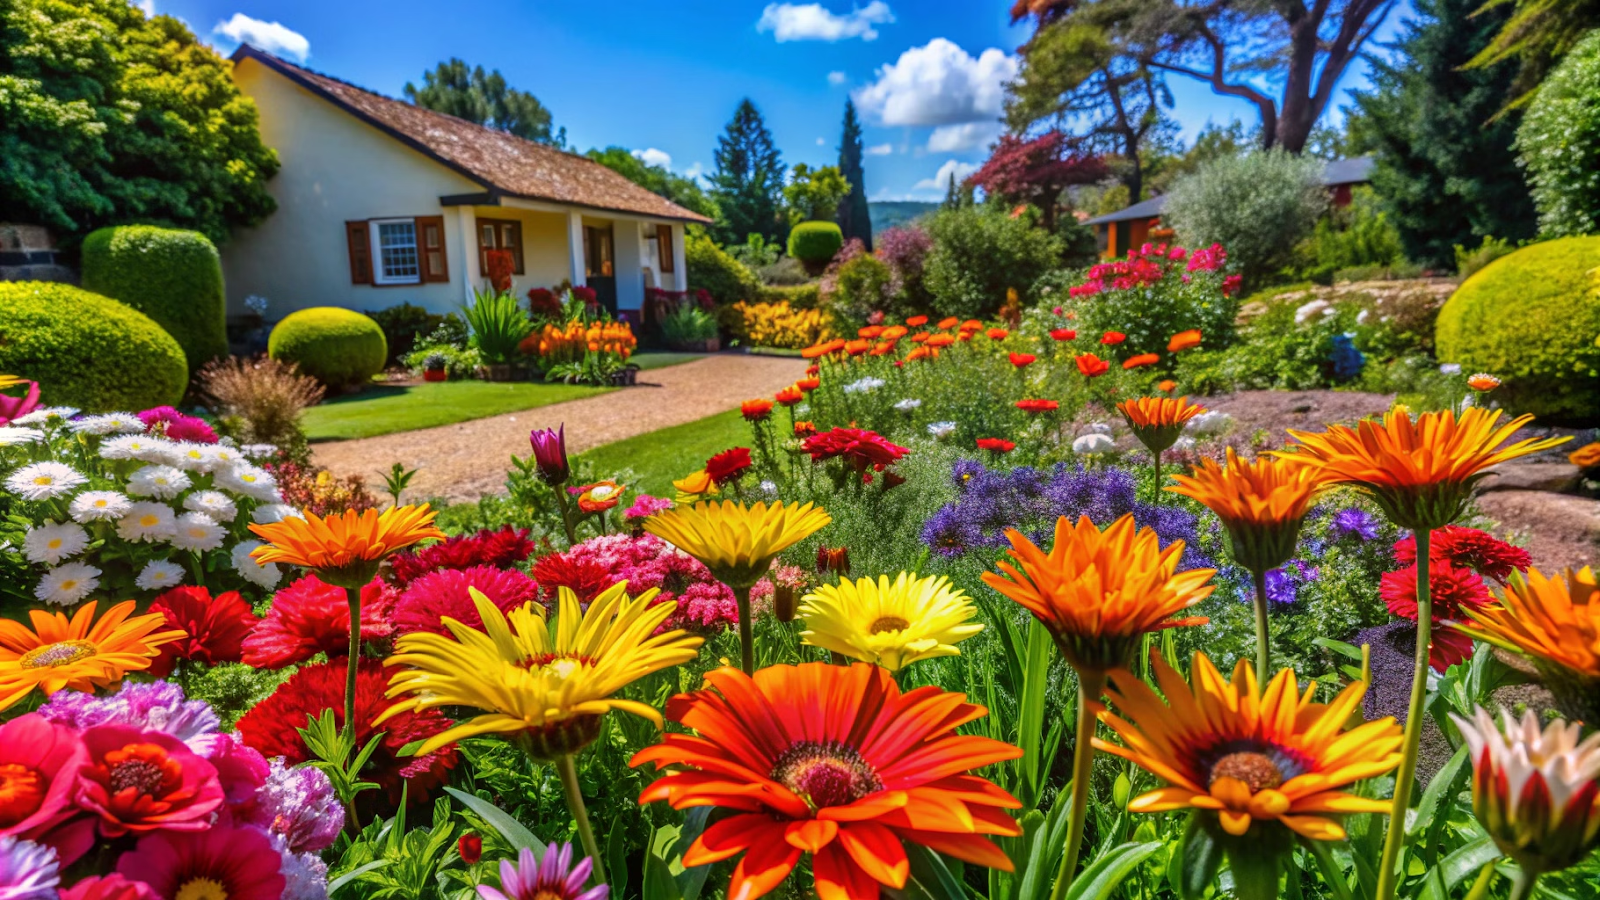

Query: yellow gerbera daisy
[644,500,830,590]
[250,503,444,586]
[0,601,187,712]
[798,572,983,671]
[1095,653,1404,841]
[379,583,702,758]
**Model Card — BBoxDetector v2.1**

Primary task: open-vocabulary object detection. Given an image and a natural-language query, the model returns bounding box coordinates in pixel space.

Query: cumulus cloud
[927,122,1001,153]
[853,38,1017,127]
[134,0,155,15]
[865,143,894,156]
[683,162,707,181]
[631,148,672,169]
[827,70,848,86]
[213,13,309,62]
[912,159,977,192]
[757,2,894,42]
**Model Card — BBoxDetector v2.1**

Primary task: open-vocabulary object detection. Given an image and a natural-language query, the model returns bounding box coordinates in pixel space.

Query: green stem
[1152,454,1163,505]
[1375,528,1432,900]
[553,488,578,546]
[1507,867,1538,900]
[344,585,360,746]
[734,584,755,675]
[1050,669,1107,900]
[557,753,607,886]
[1252,567,1272,678]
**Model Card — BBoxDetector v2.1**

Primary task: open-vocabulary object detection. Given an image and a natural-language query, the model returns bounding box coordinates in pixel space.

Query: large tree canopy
[709,99,786,246]
[0,0,278,245]
[404,58,561,145]
[585,147,718,221]
[835,100,873,250]
[964,131,1109,230]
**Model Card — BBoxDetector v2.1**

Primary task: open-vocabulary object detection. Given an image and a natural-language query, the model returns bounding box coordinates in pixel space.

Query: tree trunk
[1276,11,1329,153]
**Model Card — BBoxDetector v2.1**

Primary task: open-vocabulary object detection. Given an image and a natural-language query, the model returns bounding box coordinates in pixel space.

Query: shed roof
[1082,156,1376,226]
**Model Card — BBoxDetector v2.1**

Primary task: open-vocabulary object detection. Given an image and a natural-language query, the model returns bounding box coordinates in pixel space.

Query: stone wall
[0,224,77,283]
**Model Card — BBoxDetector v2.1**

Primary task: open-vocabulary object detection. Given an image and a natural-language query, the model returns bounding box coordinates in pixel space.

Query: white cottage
[222,45,711,319]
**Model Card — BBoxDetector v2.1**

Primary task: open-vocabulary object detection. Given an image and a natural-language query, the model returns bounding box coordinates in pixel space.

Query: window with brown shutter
[415,216,449,282]
[657,225,675,273]
[476,218,524,274]
[345,221,373,284]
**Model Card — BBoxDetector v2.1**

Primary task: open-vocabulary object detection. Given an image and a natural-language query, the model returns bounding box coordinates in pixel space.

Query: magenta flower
[0,382,41,427]
[478,844,606,900]
[622,494,672,522]
[528,425,570,485]
[136,407,218,444]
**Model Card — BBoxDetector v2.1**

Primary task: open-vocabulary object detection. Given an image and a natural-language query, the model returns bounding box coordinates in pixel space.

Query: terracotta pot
[423,368,447,382]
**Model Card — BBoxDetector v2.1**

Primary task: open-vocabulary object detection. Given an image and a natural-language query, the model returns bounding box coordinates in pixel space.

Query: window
[344,217,448,285]
[477,218,524,274]
[657,224,675,273]
[372,218,419,284]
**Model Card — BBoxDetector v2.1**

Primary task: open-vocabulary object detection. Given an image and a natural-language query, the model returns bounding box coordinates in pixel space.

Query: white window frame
[370,218,421,285]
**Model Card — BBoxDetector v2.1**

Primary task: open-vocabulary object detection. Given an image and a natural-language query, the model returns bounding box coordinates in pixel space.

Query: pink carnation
[392,565,540,636]
[623,494,673,521]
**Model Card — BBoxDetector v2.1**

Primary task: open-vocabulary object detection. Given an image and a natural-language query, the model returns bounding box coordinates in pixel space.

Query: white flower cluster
[844,377,886,394]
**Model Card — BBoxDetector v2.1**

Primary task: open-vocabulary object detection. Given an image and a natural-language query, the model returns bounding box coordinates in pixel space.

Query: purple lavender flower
[920,505,981,557]
[269,833,330,900]
[1329,507,1379,542]
[38,681,219,753]
[478,844,606,900]
[951,458,985,490]
[1263,568,1299,605]
[250,760,344,853]
[0,837,58,900]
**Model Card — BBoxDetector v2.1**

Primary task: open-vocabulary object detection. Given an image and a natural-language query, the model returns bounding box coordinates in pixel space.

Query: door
[583,224,617,314]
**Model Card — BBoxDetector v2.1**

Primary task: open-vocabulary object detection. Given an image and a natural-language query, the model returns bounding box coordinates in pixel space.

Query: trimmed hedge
[0,282,188,411]
[755,283,821,309]
[686,229,759,306]
[81,226,229,369]
[268,308,388,389]
[787,221,844,263]
[1436,236,1600,424]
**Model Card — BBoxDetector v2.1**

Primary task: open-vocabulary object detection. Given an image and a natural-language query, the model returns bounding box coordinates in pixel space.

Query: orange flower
[961,319,983,331]
[806,364,820,377]
[775,386,804,406]
[632,663,1023,898]
[1459,567,1599,721]
[910,332,929,343]
[858,325,884,339]
[1118,396,1206,455]
[1467,373,1500,392]
[1167,330,1202,353]
[926,333,955,348]
[249,505,443,584]
[801,339,846,359]
[938,316,960,330]
[0,601,187,712]
[1015,399,1059,414]
[986,327,1010,340]
[796,377,821,392]
[981,514,1214,672]
[906,346,936,362]
[1101,331,1126,345]
[1167,449,1328,574]
[1123,353,1160,369]
[870,340,897,356]
[741,399,774,421]
[794,420,817,437]
[1157,379,1178,393]
[575,480,625,513]
[1570,441,1600,469]
[905,315,928,327]
[1008,352,1036,368]
[844,339,872,356]
[1075,353,1110,378]
[881,325,909,340]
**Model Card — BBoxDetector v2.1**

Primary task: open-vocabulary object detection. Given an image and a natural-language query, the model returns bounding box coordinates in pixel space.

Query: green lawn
[580,407,750,497]
[302,351,707,442]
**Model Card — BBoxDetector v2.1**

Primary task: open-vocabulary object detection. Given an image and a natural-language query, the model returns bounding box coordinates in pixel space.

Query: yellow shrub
[521,319,637,365]
[722,301,835,349]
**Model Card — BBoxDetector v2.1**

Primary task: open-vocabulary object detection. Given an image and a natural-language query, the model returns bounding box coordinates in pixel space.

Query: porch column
[456,207,480,299]
[670,223,688,292]
[566,210,586,287]
[613,219,643,313]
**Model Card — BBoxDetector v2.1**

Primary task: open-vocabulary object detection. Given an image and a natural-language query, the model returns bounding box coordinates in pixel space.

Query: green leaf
[1412,746,1469,845]
[643,854,682,900]
[444,787,545,859]
[1312,637,1364,662]
[1417,835,1502,900]
[1062,841,1164,900]
[328,860,389,896]
[606,815,630,900]
[1175,817,1224,900]
[906,843,974,900]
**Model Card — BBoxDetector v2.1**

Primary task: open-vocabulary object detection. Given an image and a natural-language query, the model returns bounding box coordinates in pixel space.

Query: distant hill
[869,201,939,236]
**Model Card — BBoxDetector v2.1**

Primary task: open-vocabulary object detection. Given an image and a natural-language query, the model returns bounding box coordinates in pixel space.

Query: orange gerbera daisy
[801,339,847,359]
[775,386,804,406]
[1459,567,1599,723]
[925,333,955,348]
[632,663,1022,899]
[986,327,1010,340]
[1167,449,1328,575]
[844,339,872,356]
[905,315,928,327]
[1277,408,1569,531]
[0,601,187,712]
[1117,396,1206,455]
[1096,653,1402,841]
[881,325,909,340]
[1123,353,1160,369]
[797,377,821,392]
[1167,330,1202,353]
[741,399,774,421]
[981,514,1214,672]
[250,505,443,586]
[937,316,960,330]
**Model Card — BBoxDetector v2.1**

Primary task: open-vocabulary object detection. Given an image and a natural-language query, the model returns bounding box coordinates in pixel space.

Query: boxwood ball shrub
[685,228,759,306]
[80,225,230,369]
[1435,236,1600,424]
[0,282,187,410]
[787,220,844,265]
[268,307,388,389]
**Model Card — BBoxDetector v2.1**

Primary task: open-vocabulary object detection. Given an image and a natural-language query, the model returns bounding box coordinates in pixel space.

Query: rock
[1475,490,1600,571]
[1481,461,1581,494]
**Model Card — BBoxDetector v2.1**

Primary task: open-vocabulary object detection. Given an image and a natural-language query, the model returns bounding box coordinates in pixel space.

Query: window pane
[377,221,419,280]
[480,224,497,248]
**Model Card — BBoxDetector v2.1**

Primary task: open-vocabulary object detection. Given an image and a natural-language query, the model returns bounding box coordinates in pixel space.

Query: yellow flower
[798,572,983,671]
[1458,567,1600,724]
[1095,653,1403,841]
[1167,448,1328,574]
[981,514,1214,672]
[379,584,702,758]
[0,374,26,390]
[644,500,830,589]
[0,601,187,712]
[1116,396,1206,454]
[1276,407,1569,530]
[250,504,444,585]
[671,469,720,505]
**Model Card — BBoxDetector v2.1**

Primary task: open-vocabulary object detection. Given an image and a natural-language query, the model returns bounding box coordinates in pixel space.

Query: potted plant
[661,305,720,353]
[421,351,448,382]
[463,288,534,382]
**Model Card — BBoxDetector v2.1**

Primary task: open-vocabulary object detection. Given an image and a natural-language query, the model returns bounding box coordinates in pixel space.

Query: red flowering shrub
[387,526,536,586]
[1068,242,1242,362]
[527,287,562,318]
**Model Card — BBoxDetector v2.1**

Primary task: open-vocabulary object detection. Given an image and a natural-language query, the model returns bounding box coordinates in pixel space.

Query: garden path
[310,352,806,504]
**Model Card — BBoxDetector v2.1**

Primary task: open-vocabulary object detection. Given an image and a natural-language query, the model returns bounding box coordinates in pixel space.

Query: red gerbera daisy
[74,726,223,837]
[977,437,1016,454]
[801,427,910,475]
[1008,352,1036,368]
[530,552,616,605]
[705,448,754,486]
[236,660,456,807]
[632,663,1022,900]
[146,587,259,677]
[1380,562,1492,671]
[1049,328,1076,341]
[387,526,536,585]
[117,823,285,900]
[1101,331,1126,345]
[392,565,540,636]
[1015,399,1058,414]
[1075,354,1111,377]
[1393,526,1531,584]
[240,574,397,668]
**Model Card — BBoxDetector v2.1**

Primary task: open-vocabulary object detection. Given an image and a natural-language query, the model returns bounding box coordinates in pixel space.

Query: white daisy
[135,559,186,592]
[69,490,132,523]
[5,462,87,501]
[116,502,176,543]
[231,539,283,590]
[216,464,279,502]
[35,562,101,606]
[70,413,145,435]
[169,511,225,553]
[208,445,245,469]
[926,421,957,439]
[240,443,279,460]
[893,398,922,412]
[844,376,885,394]
[182,490,237,522]
[127,465,191,500]
[251,503,303,525]
[10,407,77,427]
[0,427,45,447]
[168,442,216,472]
[99,434,176,463]
[22,522,90,565]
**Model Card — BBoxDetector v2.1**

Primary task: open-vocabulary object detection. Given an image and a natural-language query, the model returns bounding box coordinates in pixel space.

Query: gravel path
[311,353,806,504]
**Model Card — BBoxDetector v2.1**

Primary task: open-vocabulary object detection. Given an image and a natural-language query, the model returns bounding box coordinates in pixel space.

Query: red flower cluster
[387,526,536,585]
[1379,563,1491,672]
[530,551,616,604]
[147,588,259,677]
[240,575,398,668]
[802,427,910,479]
[1015,399,1059,414]
[1186,243,1226,272]
[704,447,754,486]
[1393,526,1531,584]
[391,565,540,636]
[977,437,1016,454]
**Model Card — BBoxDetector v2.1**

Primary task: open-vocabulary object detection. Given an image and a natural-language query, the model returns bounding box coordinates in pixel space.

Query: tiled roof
[232,46,712,223]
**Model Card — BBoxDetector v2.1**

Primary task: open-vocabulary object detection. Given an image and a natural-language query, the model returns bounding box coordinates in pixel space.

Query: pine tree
[1353,0,1536,269]
[835,100,873,250]
[709,99,786,246]
[404,59,558,144]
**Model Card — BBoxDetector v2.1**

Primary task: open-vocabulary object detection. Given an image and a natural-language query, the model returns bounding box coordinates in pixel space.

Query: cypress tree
[709,99,786,246]
[835,100,873,250]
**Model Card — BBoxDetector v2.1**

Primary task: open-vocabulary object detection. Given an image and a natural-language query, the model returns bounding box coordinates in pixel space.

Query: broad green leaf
[1175,817,1223,900]
[328,860,389,896]
[444,787,545,860]
[1062,841,1164,900]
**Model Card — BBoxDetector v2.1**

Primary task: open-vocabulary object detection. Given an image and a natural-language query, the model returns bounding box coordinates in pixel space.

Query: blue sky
[166,0,1411,202]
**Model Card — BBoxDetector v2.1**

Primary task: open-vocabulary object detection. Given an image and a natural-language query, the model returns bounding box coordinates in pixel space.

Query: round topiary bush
[787,221,845,267]
[0,282,188,411]
[269,308,388,389]
[81,225,230,370]
[1435,236,1600,425]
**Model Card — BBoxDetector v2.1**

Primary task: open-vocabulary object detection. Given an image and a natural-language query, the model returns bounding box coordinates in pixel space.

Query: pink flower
[623,494,672,522]
[116,824,285,900]
[0,382,41,426]
[136,408,217,444]
[392,566,539,637]
[60,875,160,900]
[74,726,223,838]
[0,715,86,846]
[1186,243,1227,272]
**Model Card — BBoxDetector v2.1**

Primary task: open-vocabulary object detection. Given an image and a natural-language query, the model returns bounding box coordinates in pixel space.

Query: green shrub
[461,289,533,365]
[1454,235,1517,279]
[1164,150,1328,289]
[268,307,387,388]
[80,225,228,369]
[1436,236,1600,424]
[754,283,821,308]
[1301,187,1405,275]
[365,302,447,365]
[922,205,1062,319]
[685,228,760,305]
[786,221,844,263]
[1517,31,1600,238]
[0,282,187,410]
[823,249,892,324]
[661,306,719,343]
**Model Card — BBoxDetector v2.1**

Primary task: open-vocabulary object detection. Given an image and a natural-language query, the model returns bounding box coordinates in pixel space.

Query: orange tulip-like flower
[632,663,1023,900]
[910,332,929,344]
[1467,373,1500,392]
[794,420,817,437]
[1075,353,1110,378]
[1168,449,1327,575]
[1117,396,1206,455]
[938,316,960,330]
[1459,567,1600,724]
[1015,399,1059,414]
[741,399,774,422]
[0,601,187,712]
[1276,408,1570,531]
[987,327,1010,340]
[1167,330,1202,353]
[1095,653,1402,841]
[775,386,804,406]
[250,505,443,586]
[1123,353,1160,370]
[926,333,955,348]
[1157,379,1178,393]
[981,514,1214,672]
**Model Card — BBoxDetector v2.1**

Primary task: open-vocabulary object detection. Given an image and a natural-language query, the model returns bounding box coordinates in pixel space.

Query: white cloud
[827,70,848,86]
[912,159,977,192]
[213,13,309,62]
[853,38,1017,127]
[757,2,894,42]
[865,143,894,156]
[816,136,826,146]
[631,148,672,169]
[927,121,1001,153]
[134,0,155,15]
[683,162,706,182]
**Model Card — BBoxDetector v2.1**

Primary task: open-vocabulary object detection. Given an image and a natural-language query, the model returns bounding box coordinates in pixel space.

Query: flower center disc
[0,763,45,827]
[175,877,229,900]
[869,616,911,634]
[771,741,883,810]
[20,640,95,668]
[1208,751,1284,792]
[108,758,169,796]
[522,652,594,679]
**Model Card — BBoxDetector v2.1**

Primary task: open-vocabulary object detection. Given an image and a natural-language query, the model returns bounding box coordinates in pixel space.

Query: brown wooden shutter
[415,216,449,283]
[657,225,674,273]
[345,220,373,284]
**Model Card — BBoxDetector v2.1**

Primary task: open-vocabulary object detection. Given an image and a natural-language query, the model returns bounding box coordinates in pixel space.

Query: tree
[585,147,719,221]
[783,164,851,224]
[835,100,873,250]
[709,99,787,246]
[1517,30,1600,237]
[1352,0,1535,268]
[963,132,1110,230]
[0,0,278,245]
[404,59,561,145]
[1464,0,1600,110]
